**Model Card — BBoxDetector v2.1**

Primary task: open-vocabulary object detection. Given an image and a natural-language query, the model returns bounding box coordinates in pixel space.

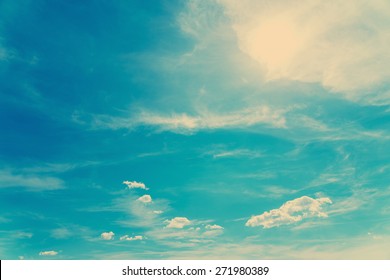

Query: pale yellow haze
[220,0,390,93]
[235,16,309,79]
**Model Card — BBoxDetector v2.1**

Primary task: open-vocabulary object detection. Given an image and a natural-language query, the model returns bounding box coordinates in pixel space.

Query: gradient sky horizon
[1,0,390,259]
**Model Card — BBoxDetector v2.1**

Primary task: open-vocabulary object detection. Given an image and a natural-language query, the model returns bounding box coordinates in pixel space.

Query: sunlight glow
[239,17,309,78]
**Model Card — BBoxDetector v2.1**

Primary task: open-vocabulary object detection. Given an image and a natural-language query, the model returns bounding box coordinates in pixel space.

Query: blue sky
[1,0,390,259]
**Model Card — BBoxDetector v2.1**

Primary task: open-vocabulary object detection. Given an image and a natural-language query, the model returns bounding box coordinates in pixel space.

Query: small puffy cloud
[153,210,163,214]
[137,195,152,203]
[246,196,332,228]
[100,231,115,240]
[166,217,191,229]
[39,250,58,256]
[120,235,144,241]
[205,224,224,230]
[123,180,149,190]
[203,224,224,237]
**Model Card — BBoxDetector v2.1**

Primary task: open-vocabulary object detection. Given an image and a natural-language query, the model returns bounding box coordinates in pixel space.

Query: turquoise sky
[1,0,390,259]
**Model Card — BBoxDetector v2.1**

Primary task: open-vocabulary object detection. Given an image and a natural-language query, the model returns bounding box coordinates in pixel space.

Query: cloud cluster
[246,196,332,228]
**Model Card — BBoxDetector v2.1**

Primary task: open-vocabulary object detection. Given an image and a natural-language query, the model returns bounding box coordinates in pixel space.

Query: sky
[1,0,390,259]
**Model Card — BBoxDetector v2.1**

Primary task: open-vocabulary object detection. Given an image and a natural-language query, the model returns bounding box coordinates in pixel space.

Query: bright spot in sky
[238,17,309,78]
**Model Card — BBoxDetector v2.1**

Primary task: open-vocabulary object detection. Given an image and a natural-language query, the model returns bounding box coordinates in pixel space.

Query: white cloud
[120,235,144,241]
[39,250,58,256]
[100,231,115,240]
[166,217,191,229]
[137,195,152,203]
[203,224,224,237]
[0,170,64,191]
[140,106,286,131]
[90,105,286,134]
[123,180,149,190]
[153,210,163,214]
[219,0,390,95]
[205,224,224,230]
[246,196,332,228]
[209,148,262,159]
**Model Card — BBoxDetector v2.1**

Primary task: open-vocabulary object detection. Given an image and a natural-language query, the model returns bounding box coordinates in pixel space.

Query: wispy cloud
[50,225,92,239]
[146,220,225,248]
[87,105,287,134]
[153,234,390,259]
[0,169,64,191]
[246,196,332,228]
[206,148,263,159]
[14,232,33,239]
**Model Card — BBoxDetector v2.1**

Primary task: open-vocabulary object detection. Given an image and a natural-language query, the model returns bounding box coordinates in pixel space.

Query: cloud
[208,148,263,159]
[49,224,92,240]
[219,0,390,95]
[153,210,163,214]
[39,250,58,256]
[205,224,224,230]
[100,231,115,240]
[123,180,149,190]
[203,224,224,237]
[138,106,286,130]
[147,224,224,245]
[246,196,332,228]
[89,105,286,134]
[137,195,152,203]
[0,169,64,191]
[166,217,191,229]
[120,235,144,241]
